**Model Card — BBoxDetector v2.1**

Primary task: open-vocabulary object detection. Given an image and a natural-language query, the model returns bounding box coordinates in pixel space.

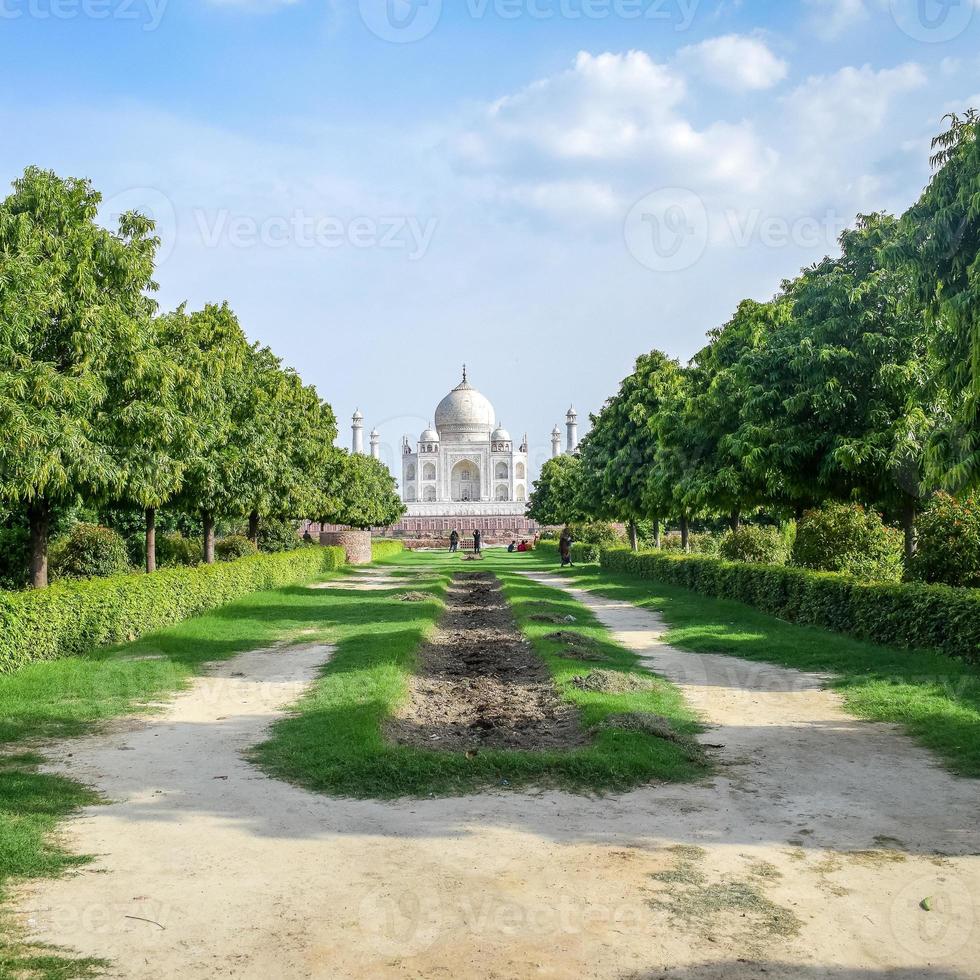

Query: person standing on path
[449,529,459,553]
[559,528,573,567]
[473,529,482,554]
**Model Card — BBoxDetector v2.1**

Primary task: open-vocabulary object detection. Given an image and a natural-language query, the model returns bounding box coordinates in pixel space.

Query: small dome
[566,406,577,419]
[353,409,364,421]
[370,428,380,438]
[491,425,511,442]
[419,426,440,442]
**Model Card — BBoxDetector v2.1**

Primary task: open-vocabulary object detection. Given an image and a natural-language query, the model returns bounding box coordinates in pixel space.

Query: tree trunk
[628,521,639,552]
[653,518,661,550]
[794,504,804,523]
[145,507,157,574]
[202,510,216,564]
[28,499,50,589]
[902,499,917,567]
[680,514,690,553]
[248,511,260,545]
[729,509,741,532]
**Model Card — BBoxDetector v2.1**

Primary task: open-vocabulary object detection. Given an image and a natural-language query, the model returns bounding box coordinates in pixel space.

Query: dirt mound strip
[386,572,586,752]
[571,670,658,694]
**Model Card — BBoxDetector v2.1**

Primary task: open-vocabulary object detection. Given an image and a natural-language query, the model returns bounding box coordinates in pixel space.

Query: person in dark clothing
[449,529,460,553]
[473,529,482,554]
[302,529,314,544]
[507,541,517,553]
[559,528,573,567]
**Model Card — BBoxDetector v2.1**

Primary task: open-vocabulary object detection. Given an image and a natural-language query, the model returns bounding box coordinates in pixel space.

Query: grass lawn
[251,549,708,797]
[0,560,364,978]
[529,552,980,778]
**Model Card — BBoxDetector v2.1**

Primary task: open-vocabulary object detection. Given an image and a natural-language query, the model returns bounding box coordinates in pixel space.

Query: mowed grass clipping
[538,553,980,778]
[251,550,709,797]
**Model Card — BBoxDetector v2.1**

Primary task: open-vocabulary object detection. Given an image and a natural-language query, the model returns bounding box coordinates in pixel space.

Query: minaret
[566,406,579,454]
[551,426,562,459]
[352,409,364,454]
[370,428,380,460]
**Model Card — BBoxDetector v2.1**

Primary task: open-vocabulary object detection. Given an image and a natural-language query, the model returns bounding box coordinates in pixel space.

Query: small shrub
[690,533,722,556]
[156,532,201,568]
[719,526,789,566]
[216,535,259,561]
[50,524,131,580]
[910,492,980,588]
[371,540,405,562]
[258,518,301,554]
[566,521,622,546]
[792,503,903,583]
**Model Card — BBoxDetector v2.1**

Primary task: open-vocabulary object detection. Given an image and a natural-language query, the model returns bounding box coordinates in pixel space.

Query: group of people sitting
[507,539,532,553]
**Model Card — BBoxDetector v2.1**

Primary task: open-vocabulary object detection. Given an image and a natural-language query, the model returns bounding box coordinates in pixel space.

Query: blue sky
[2,0,979,477]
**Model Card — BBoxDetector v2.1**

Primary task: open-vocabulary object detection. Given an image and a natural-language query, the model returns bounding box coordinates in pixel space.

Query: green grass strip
[251,550,708,798]
[528,552,980,778]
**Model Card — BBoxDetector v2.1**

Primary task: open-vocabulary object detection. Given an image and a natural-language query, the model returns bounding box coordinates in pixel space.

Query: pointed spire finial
[462,363,467,383]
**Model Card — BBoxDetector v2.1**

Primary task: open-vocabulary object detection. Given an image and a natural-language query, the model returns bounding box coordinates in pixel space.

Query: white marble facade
[399,370,530,517]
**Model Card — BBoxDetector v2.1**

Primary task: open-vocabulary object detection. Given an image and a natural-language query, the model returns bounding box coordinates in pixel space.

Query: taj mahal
[351,367,579,528]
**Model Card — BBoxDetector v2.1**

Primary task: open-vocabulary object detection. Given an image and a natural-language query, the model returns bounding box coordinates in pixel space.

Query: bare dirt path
[13,568,980,980]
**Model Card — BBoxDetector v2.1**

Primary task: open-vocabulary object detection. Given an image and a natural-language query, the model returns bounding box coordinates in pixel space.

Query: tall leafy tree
[168,303,252,563]
[683,300,784,529]
[736,217,934,558]
[527,454,585,527]
[0,167,158,586]
[893,109,980,491]
[316,451,404,530]
[578,350,682,548]
[111,312,204,572]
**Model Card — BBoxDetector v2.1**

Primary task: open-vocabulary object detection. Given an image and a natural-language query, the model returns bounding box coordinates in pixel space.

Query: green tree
[684,300,784,529]
[527,454,585,527]
[317,451,404,530]
[111,311,204,572]
[168,303,253,563]
[578,350,682,549]
[893,109,980,492]
[736,217,935,558]
[0,167,158,587]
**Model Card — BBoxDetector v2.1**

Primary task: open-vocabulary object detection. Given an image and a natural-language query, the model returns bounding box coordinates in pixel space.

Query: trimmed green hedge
[371,540,405,562]
[599,547,980,664]
[0,545,345,674]
[534,540,601,563]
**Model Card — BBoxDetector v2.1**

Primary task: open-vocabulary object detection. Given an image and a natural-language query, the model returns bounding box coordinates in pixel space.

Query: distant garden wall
[0,545,346,674]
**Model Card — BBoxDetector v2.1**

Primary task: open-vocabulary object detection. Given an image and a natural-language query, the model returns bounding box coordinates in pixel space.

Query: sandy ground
[13,566,980,980]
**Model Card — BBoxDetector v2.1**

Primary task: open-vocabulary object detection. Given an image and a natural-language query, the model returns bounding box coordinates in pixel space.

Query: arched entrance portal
[451,460,481,502]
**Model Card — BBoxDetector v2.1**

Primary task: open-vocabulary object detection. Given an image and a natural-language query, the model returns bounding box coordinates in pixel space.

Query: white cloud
[679,34,789,92]
[451,48,776,213]
[804,0,869,40]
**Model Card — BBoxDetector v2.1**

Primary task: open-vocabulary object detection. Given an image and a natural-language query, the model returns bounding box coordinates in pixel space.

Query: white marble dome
[419,426,440,442]
[434,375,496,440]
[491,426,511,442]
